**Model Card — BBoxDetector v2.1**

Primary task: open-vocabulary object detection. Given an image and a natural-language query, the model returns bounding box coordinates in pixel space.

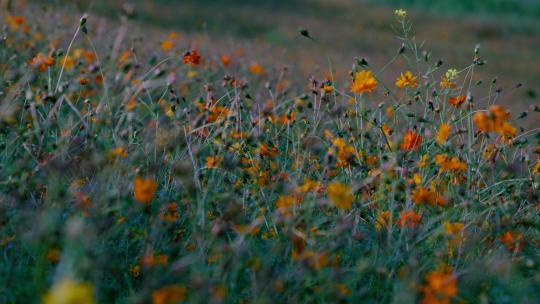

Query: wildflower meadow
[1,1,539,303]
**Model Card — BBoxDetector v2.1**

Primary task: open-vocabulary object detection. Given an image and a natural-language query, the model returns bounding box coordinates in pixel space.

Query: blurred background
[11,0,540,118]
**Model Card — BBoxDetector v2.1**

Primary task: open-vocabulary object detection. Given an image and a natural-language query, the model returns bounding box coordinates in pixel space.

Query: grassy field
[1,1,540,303]
[85,0,540,119]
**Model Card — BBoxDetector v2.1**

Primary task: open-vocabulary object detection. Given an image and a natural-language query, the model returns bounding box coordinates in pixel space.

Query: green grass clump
[1,6,540,304]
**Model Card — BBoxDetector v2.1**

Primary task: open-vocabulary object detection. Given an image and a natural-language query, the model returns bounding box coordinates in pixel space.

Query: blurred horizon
[13,0,540,118]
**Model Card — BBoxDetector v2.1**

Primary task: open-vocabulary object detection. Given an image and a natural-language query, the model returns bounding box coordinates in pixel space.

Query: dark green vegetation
[1,1,540,303]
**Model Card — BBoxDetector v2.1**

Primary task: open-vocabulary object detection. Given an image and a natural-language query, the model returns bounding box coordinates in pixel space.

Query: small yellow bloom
[327,182,354,209]
[443,222,465,236]
[276,195,297,216]
[395,71,418,89]
[186,70,198,79]
[375,210,391,230]
[445,69,458,80]
[322,84,334,93]
[413,173,422,185]
[417,154,430,168]
[43,279,95,304]
[436,123,452,145]
[61,55,75,70]
[109,147,128,158]
[394,9,407,18]
[532,160,540,175]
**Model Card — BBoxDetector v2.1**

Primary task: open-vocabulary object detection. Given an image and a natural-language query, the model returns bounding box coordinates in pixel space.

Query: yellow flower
[43,279,95,304]
[60,55,75,70]
[443,222,464,236]
[186,70,198,79]
[327,182,354,209]
[395,71,418,89]
[276,195,297,216]
[445,69,458,80]
[417,154,429,168]
[109,146,128,158]
[322,84,334,93]
[394,9,407,18]
[439,76,457,89]
[532,160,540,175]
[375,210,391,230]
[435,123,451,145]
[350,70,377,94]
[413,173,422,185]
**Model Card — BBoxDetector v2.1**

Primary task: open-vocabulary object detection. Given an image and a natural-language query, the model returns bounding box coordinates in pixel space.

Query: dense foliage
[1,7,539,304]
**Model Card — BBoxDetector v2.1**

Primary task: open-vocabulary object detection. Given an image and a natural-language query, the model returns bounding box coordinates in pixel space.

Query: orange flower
[473,105,516,139]
[443,222,465,252]
[435,123,451,145]
[499,231,524,253]
[152,285,187,304]
[206,105,230,123]
[141,252,168,266]
[533,160,540,175]
[183,50,201,65]
[329,137,357,167]
[448,95,466,107]
[206,155,222,168]
[395,71,418,89]
[421,266,458,304]
[46,248,61,263]
[444,222,464,236]
[211,285,227,302]
[133,177,157,204]
[259,143,280,158]
[160,203,179,222]
[327,182,354,209]
[118,50,131,66]
[249,63,265,75]
[437,156,467,173]
[29,53,55,72]
[269,112,296,125]
[78,77,89,85]
[160,40,174,51]
[90,74,101,85]
[351,70,377,94]
[84,51,96,63]
[6,16,26,31]
[322,84,334,93]
[412,187,446,206]
[401,129,423,151]
[397,210,421,228]
[220,54,231,66]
